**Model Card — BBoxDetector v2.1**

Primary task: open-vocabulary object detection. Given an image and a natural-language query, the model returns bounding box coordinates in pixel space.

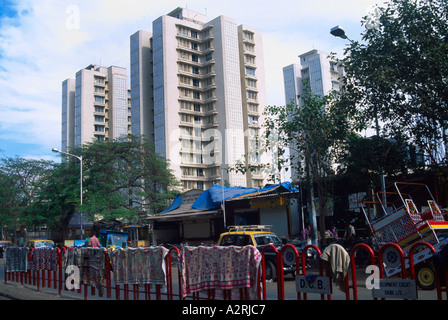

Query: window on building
[94,76,105,84]
[247,79,257,88]
[94,125,105,132]
[248,103,258,112]
[249,115,259,124]
[95,135,105,141]
[245,55,255,64]
[94,86,105,93]
[95,96,105,104]
[244,43,255,52]
[245,67,256,77]
[247,91,257,100]
[243,31,254,41]
[94,115,105,123]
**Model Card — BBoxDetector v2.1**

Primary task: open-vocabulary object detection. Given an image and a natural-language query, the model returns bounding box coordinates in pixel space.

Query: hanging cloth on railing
[180,245,261,299]
[108,246,168,286]
[320,244,350,292]
[64,246,82,268]
[32,247,58,271]
[4,247,28,272]
[80,247,106,291]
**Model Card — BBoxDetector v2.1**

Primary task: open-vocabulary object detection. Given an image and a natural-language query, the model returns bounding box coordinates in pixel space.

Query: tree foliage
[0,157,55,234]
[341,0,448,164]
[264,86,353,245]
[0,137,179,236]
[337,133,412,189]
[77,136,178,222]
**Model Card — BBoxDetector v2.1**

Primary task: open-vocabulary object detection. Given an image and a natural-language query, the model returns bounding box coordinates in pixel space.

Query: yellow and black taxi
[217,225,297,281]
[26,239,55,249]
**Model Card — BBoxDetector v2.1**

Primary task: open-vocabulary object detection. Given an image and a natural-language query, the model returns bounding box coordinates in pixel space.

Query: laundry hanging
[320,243,351,292]
[180,245,261,299]
[32,247,59,271]
[4,247,28,273]
[81,247,107,291]
[108,246,168,286]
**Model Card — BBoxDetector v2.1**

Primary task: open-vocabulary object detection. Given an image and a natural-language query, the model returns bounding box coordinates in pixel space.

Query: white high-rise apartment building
[284,49,343,108]
[283,49,344,182]
[131,8,268,190]
[62,64,131,151]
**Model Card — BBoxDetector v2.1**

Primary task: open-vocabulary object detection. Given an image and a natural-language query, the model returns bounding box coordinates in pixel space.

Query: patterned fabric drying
[32,247,58,271]
[108,247,168,285]
[180,245,261,299]
[64,247,82,268]
[4,247,28,272]
[81,247,106,291]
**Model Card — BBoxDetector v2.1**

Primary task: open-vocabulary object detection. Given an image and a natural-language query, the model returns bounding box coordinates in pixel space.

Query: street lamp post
[52,148,84,240]
[330,25,350,40]
[330,25,387,205]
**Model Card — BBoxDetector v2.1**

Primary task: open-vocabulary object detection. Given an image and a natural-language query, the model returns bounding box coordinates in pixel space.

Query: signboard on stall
[250,196,286,209]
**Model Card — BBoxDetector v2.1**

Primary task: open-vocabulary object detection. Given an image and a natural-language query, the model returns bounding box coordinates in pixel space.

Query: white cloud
[0,0,386,159]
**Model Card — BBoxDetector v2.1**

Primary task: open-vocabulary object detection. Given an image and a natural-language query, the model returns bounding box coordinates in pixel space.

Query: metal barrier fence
[3,242,448,300]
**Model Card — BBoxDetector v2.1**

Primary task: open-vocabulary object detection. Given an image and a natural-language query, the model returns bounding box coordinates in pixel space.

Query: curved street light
[52,148,84,240]
[330,25,386,204]
[330,25,348,39]
[330,25,355,43]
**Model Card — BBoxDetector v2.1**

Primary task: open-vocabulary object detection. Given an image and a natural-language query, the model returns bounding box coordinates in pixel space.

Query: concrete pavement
[0,280,83,300]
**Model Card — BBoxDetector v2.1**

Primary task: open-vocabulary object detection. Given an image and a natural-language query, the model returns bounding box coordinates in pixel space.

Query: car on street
[26,239,55,249]
[216,225,297,281]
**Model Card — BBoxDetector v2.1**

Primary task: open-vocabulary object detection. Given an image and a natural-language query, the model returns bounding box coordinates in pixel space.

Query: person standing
[89,234,100,247]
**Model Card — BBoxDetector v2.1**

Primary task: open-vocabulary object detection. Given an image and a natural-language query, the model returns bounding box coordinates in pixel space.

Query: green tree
[29,160,80,238]
[0,157,55,237]
[337,133,412,189]
[0,138,178,240]
[340,0,448,165]
[71,136,178,223]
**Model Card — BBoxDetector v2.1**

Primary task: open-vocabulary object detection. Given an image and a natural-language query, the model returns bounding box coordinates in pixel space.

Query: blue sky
[0,0,385,161]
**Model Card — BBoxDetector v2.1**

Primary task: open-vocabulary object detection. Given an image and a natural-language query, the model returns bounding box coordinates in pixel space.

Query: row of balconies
[179,120,218,129]
[181,168,265,181]
[177,69,216,80]
[178,93,218,105]
[176,28,214,43]
[177,55,215,69]
[177,43,215,56]
[178,81,217,92]
[179,107,218,117]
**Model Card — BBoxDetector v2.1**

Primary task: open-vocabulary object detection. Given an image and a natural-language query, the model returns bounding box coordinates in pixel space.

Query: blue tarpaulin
[159,193,182,214]
[159,182,299,214]
[191,185,259,210]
